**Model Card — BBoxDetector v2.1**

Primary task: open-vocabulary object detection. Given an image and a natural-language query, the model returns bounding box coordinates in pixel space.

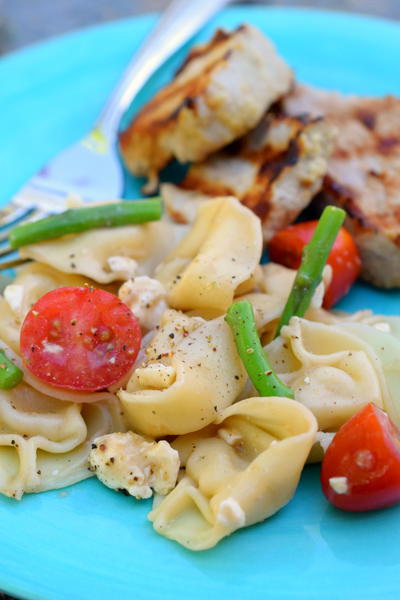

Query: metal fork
[0,0,232,262]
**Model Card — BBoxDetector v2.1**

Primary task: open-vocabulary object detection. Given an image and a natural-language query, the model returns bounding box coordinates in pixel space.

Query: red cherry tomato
[320,403,400,511]
[20,286,141,391]
[267,221,361,308]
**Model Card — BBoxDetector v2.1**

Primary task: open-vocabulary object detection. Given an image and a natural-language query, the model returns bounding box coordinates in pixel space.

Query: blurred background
[0,0,399,56]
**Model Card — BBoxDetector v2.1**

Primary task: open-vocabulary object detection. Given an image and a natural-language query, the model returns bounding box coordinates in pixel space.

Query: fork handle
[95,0,232,138]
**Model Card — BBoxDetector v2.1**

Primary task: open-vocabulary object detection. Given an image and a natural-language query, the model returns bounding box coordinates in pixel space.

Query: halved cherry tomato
[267,221,361,308]
[320,403,400,511]
[20,286,141,391]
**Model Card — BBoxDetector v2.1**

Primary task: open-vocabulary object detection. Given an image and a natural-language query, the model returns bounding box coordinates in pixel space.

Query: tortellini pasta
[155,197,262,315]
[149,396,317,550]
[265,317,386,431]
[118,309,247,437]
[20,220,187,283]
[2,183,400,553]
[0,381,124,499]
[336,321,400,429]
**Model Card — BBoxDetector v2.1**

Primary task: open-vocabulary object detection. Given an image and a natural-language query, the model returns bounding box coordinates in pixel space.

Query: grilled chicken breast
[283,84,400,288]
[165,112,334,241]
[119,25,293,188]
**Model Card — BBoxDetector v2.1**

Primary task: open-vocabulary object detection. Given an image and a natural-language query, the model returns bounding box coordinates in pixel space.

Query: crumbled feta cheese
[217,497,246,527]
[89,431,180,499]
[316,431,335,453]
[135,363,176,389]
[42,340,63,354]
[303,376,311,384]
[329,476,349,495]
[107,256,138,280]
[118,276,167,330]
[4,284,24,317]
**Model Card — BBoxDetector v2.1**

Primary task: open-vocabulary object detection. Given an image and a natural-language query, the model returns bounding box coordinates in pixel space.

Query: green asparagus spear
[225,300,294,398]
[275,205,346,337]
[9,199,162,249]
[0,350,23,389]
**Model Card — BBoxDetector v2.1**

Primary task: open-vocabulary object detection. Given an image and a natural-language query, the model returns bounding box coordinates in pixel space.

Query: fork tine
[0,209,49,243]
[0,204,34,229]
[0,246,16,259]
[0,257,31,271]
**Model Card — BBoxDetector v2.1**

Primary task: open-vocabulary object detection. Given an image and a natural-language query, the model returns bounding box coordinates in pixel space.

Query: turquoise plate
[1,6,400,600]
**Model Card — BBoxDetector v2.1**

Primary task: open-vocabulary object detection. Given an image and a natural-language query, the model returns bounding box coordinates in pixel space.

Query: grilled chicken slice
[165,112,334,241]
[283,84,400,288]
[119,25,293,188]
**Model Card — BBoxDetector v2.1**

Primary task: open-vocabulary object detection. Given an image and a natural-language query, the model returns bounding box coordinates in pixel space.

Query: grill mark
[259,138,300,184]
[175,27,239,75]
[182,115,324,225]
[323,175,375,232]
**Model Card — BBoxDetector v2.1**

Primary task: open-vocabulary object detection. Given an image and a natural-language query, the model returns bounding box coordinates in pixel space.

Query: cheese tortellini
[2,190,400,553]
[155,197,262,315]
[118,309,247,436]
[0,381,124,499]
[265,317,386,431]
[336,321,400,429]
[20,220,187,283]
[149,396,317,550]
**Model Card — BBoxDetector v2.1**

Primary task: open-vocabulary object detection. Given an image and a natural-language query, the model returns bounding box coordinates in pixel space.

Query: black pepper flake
[70,262,76,269]
[11,439,15,445]
[37,470,41,475]
[91,443,97,449]
[169,333,175,339]
[234,375,240,380]
[110,457,115,464]
[176,275,181,279]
